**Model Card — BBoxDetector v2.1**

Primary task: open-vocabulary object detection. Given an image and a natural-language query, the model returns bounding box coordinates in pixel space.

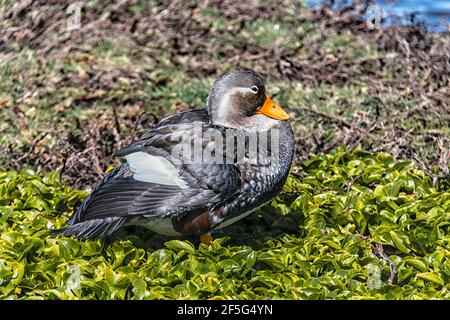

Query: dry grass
[0,0,448,189]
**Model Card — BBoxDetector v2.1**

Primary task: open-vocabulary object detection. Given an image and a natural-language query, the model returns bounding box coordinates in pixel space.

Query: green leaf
[164,240,195,254]
[416,272,444,286]
[390,231,410,253]
[403,258,427,272]
[130,274,147,300]
[218,259,241,273]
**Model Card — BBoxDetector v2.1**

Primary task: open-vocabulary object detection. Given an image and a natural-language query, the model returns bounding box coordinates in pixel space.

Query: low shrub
[0,149,449,299]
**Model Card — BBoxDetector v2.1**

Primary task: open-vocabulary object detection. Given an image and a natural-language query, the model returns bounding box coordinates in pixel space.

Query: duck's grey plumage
[61,109,242,237]
[59,70,294,239]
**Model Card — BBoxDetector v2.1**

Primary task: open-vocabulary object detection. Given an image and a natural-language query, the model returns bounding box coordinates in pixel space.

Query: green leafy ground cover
[1,150,449,299]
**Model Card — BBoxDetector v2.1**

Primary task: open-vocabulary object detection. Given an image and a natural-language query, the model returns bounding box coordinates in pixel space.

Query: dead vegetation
[0,0,449,189]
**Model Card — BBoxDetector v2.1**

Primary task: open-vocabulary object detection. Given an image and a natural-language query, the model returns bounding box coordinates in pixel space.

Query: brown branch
[13,130,49,164]
[373,244,397,285]
[294,107,353,129]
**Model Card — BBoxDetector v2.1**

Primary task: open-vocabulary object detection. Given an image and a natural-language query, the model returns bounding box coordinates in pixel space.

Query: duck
[58,69,295,244]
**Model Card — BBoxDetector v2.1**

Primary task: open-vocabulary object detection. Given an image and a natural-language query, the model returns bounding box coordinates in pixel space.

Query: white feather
[215,87,255,127]
[127,216,181,236]
[215,200,271,229]
[125,151,188,189]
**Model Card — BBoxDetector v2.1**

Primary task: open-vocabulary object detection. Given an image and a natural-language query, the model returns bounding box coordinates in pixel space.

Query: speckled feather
[59,70,294,239]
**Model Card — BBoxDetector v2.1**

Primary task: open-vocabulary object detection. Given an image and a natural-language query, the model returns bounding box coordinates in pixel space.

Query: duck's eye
[250,86,259,94]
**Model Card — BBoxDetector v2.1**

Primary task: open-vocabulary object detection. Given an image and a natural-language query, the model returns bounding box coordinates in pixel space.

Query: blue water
[306,0,450,32]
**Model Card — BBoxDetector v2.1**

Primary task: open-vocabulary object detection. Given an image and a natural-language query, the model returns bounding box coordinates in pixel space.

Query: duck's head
[206,69,289,130]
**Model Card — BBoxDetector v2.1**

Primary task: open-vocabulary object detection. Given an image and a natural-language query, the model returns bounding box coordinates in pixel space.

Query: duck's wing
[60,110,241,239]
[114,108,210,158]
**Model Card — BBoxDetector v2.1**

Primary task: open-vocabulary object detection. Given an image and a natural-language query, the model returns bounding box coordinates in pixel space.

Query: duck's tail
[53,164,129,239]
[53,216,127,239]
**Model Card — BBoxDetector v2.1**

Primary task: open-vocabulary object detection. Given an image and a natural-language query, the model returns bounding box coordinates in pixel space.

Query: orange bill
[256,95,289,120]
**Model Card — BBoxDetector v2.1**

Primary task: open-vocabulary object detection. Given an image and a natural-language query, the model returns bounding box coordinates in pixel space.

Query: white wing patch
[127,216,181,236]
[125,151,188,189]
[215,200,272,229]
